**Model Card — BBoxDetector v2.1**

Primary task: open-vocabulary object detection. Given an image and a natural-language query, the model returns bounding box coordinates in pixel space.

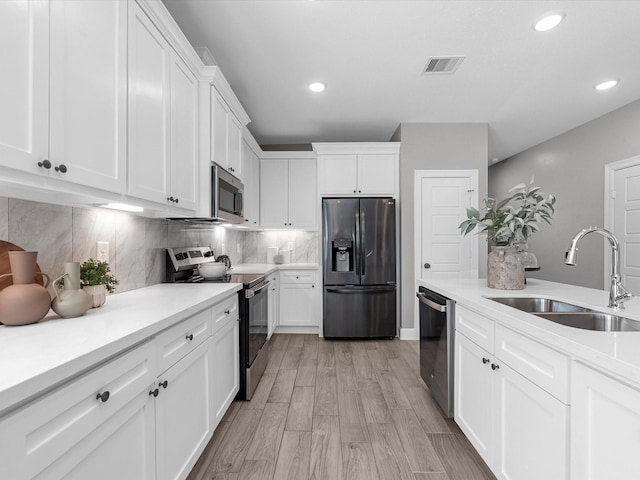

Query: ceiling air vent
[422,56,465,75]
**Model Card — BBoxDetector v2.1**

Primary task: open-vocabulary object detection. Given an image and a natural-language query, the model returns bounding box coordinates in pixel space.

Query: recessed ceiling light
[594,80,619,91]
[533,13,565,32]
[309,82,326,93]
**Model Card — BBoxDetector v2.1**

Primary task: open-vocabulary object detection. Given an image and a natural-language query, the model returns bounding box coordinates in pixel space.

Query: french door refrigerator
[322,197,396,338]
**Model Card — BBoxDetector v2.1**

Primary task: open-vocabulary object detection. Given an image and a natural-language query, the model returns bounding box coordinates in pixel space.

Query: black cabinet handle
[353,190,356,193]
[224,309,230,315]
[491,363,500,371]
[482,358,490,364]
[185,333,194,341]
[149,388,159,397]
[358,190,362,193]
[159,380,168,389]
[175,197,179,204]
[37,159,52,169]
[55,164,67,173]
[96,391,110,403]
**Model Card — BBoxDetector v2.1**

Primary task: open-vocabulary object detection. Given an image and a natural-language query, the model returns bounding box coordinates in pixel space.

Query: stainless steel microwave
[212,164,244,224]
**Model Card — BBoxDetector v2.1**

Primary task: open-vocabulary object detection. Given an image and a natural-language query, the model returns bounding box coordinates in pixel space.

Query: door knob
[424,263,431,269]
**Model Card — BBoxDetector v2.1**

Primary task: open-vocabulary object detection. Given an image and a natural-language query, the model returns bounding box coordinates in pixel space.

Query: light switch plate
[97,241,109,262]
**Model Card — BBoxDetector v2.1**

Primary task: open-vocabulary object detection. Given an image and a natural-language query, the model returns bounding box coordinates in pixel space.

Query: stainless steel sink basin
[533,312,640,332]
[487,296,590,313]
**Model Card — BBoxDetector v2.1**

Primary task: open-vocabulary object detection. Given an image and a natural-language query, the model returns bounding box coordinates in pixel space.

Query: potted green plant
[79,259,119,308]
[459,178,555,289]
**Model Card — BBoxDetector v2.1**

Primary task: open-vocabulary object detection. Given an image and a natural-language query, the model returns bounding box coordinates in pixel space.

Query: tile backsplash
[0,196,319,296]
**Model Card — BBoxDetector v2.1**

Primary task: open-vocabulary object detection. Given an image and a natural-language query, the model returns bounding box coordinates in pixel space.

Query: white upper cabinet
[0,0,49,174]
[211,87,242,178]
[0,0,127,192]
[260,155,317,229]
[128,2,197,211]
[241,136,261,227]
[49,0,127,193]
[314,143,400,197]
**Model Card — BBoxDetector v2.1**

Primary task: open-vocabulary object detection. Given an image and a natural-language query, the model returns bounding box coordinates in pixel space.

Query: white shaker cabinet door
[571,362,640,480]
[288,158,317,228]
[260,159,289,227]
[279,283,318,326]
[0,0,49,174]
[49,0,127,193]
[318,155,357,195]
[128,1,171,204]
[357,154,396,195]
[155,340,215,480]
[211,318,240,423]
[169,53,198,210]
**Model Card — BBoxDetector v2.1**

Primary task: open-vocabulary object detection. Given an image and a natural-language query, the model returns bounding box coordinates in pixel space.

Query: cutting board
[0,241,45,292]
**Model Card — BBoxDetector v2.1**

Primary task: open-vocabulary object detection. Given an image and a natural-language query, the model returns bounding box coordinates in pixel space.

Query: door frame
[411,169,479,340]
[604,155,640,289]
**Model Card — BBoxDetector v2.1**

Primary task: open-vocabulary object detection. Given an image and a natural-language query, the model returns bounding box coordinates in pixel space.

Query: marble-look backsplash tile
[242,230,319,264]
[1,197,169,295]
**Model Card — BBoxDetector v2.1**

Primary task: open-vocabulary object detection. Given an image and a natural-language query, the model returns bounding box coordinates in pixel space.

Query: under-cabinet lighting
[594,80,619,91]
[533,13,564,32]
[98,203,144,213]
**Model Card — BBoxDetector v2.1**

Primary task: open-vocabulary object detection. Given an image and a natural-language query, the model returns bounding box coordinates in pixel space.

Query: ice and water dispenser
[331,238,353,272]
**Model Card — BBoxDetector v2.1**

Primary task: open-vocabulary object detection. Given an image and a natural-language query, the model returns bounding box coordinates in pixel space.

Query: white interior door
[415,170,478,281]
[612,161,640,295]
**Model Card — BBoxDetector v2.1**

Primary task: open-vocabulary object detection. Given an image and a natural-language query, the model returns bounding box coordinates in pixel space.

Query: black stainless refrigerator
[322,198,396,338]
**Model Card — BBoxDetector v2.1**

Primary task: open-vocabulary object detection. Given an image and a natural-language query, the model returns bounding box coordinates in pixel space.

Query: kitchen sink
[487,296,590,313]
[533,312,640,332]
[486,296,640,332]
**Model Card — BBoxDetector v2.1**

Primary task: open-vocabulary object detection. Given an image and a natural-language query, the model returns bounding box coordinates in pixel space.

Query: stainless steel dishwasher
[417,286,455,417]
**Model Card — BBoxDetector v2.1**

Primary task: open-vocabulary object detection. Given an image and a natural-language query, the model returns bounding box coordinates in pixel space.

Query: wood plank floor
[187,334,496,480]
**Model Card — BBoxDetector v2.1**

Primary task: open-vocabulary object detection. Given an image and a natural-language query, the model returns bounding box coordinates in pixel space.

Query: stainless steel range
[165,247,269,400]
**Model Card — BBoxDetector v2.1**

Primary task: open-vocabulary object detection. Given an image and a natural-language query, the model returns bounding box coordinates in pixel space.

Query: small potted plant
[79,259,119,308]
[459,178,555,289]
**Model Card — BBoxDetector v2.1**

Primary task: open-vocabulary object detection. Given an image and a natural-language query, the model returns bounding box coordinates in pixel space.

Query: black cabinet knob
[37,160,52,169]
[491,363,500,371]
[185,333,194,341]
[96,391,110,403]
[482,358,490,364]
[424,263,431,269]
[353,190,356,193]
[159,380,168,389]
[55,164,67,173]
[224,309,230,315]
[358,190,361,193]
[175,197,179,204]
[149,388,159,397]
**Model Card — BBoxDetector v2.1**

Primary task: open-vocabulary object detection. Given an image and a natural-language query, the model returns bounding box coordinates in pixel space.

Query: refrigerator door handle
[326,286,396,294]
[360,208,366,276]
[355,208,361,275]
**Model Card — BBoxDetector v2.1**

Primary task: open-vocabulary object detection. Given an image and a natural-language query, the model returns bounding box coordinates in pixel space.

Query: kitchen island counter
[418,278,640,386]
[0,282,242,416]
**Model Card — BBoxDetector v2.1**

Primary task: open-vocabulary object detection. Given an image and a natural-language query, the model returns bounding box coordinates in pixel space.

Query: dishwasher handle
[416,292,447,312]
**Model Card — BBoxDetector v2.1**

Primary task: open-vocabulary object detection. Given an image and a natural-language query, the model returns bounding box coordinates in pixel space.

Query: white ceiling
[161,0,640,161]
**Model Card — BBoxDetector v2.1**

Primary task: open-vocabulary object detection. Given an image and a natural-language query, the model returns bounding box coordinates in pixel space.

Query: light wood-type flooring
[187,334,496,480]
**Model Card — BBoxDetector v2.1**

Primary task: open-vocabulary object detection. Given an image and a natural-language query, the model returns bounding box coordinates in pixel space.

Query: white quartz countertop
[229,263,319,275]
[418,278,640,386]
[0,282,242,416]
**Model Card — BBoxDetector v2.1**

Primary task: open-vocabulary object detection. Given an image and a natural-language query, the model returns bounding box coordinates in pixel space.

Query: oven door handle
[245,281,270,298]
[416,292,447,312]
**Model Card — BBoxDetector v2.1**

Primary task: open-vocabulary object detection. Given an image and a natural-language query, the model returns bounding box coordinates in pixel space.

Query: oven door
[245,280,269,366]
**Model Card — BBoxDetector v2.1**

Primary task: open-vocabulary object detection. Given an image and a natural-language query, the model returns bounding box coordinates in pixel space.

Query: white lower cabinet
[571,362,640,480]
[155,340,214,480]
[211,318,240,423]
[0,294,240,480]
[0,341,157,480]
[455,305,569,480]
[278,270,319,327]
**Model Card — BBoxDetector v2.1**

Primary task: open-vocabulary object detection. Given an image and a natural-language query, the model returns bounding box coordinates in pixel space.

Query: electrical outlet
[97,241,109,263]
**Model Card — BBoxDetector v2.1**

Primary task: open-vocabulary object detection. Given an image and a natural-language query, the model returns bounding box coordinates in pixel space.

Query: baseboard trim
[274,326,319,335]
[399,327,419,340]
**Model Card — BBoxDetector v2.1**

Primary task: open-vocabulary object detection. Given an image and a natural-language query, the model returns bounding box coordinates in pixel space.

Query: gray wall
[395,123,489,329]
[490,99,640,290]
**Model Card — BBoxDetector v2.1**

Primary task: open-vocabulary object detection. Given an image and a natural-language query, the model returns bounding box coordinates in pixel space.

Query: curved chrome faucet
[565,227,634,309]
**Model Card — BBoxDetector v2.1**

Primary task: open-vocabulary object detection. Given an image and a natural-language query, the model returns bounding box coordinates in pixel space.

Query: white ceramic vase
[84,284,107,308]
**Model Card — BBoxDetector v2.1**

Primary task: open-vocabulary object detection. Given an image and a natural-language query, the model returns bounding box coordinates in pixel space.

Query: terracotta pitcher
[0,251,51,326]
[51,262,92,318]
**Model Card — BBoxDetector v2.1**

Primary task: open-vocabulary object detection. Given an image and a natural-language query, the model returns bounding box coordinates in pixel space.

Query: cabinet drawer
[495,325,570,403]
[156,308,212,374]
[279,270,316,284]
[211,294,239,334]
[0,341,156,479]
[456,305,494,353]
